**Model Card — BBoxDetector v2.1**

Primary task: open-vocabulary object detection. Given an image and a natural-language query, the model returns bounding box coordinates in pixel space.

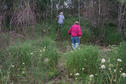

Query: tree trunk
[78,0,80,22]
[98,0,101,16]
[118,3,123,33]
[0,16,1,32]
[50,0,53,24]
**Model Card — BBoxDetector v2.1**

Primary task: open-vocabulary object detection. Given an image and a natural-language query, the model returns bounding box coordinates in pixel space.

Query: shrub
[81,28,92,43]
[66,45,100,76]
[104,24,122,45]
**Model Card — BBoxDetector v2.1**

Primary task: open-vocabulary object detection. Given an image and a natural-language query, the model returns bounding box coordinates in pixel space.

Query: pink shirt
[68,24,82,37]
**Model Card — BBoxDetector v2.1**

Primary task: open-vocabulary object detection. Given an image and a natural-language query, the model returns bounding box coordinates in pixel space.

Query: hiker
[57,12,65,31]
[68,21,82,49]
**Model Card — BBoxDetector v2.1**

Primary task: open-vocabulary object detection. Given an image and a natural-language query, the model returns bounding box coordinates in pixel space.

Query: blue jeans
[71,37,80,49]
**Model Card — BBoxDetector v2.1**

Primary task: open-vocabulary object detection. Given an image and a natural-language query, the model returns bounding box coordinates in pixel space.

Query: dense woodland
[0,0,126,35]
[0,0,126,84]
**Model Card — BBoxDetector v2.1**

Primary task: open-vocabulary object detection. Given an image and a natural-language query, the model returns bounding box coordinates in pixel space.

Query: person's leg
[71,37,76,49]
[58,24,62,32]
[75,37,80,48]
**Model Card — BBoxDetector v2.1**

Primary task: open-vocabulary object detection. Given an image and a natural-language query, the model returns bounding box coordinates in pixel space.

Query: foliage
[118,0,126,4]
[66,45,100,76]
[95,44,126,84]
[65,43,126,84]
[118,42,126,71]
[36,0,50,11]
[0,37,59,83]
[104,24,122,45]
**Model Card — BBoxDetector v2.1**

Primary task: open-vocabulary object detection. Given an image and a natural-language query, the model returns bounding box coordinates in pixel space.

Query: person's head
[74,21,79,24]
[60,12,63,15]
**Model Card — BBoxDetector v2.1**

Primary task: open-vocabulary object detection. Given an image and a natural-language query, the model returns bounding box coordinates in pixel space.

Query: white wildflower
[43,30,46,32]
[117,59,122,62]
[82,68,85,71]
[30,52,33,55]
[22,71,25,74]
[95,74,97,76]
[40,50,42,52]
[75,78,78,80]
[11,65,15,68]
[108,68,111,71]
[101,65,106,69]
[89,74,94,78]
[113,79,116,82]
[121,73,126,78]
[44,58,49,63]
[120,71,122,73]
[114,69,116,72]
[101,58,106,63]
[43,48,46,52]
[22,63,25,65]
[70,73,72,76]
[75,73,80,76]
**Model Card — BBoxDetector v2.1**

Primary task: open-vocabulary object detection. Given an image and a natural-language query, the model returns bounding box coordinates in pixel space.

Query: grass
[0,17,126,84]
[0,37,60,84]
[66,45,100,80]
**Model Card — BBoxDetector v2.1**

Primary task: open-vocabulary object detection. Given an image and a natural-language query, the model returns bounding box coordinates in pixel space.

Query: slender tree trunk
[78,0,80,22]
[98,0,101,26]
[118,3,123,33]
[50,0,53,24]
[97,0,101,38]
[121,4,126,39]
[98,0,101,16]
[0,16,2,32]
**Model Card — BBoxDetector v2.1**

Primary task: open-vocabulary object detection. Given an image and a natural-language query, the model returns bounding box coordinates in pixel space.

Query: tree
[117,0,126,33]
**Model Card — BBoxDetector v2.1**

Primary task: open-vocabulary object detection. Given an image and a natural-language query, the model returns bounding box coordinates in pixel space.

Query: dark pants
[58,23,63,32]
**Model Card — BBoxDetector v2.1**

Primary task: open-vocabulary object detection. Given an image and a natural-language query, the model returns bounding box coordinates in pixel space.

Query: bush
[66,45,100,76]
[104,24,122,45]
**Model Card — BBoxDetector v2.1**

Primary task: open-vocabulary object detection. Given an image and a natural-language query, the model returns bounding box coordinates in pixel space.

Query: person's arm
[68,26,72,35]
[63,15,65,20]
[56,15,59,20]
[78,26,82,37]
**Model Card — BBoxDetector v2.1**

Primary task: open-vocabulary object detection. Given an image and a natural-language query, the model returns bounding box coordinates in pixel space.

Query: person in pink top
[68,21,82,49]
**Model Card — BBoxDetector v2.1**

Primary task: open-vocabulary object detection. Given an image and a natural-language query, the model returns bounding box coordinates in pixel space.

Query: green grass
[0,17,126,84]
[66,45,100,77]
[0,37,60,84]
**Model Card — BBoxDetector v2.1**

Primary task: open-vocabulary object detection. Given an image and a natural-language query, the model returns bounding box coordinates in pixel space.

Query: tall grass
[66,45,100,77]
[0,37,59,84]
[65,43,126,84]
[95,43,126,84]
[118,42,126,71]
